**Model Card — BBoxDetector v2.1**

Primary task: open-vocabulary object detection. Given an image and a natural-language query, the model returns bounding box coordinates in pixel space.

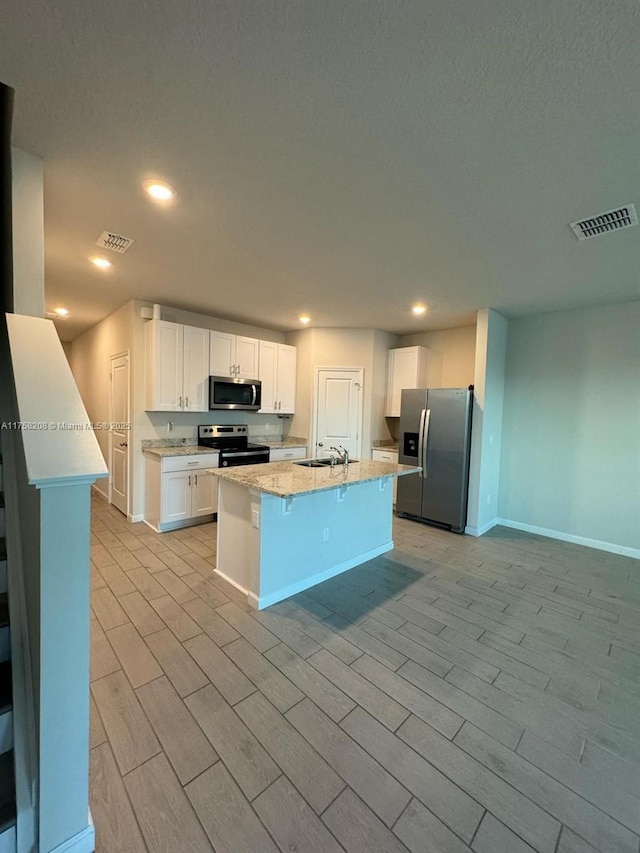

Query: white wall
[499,301,640,556]
[466,309,508,536]
[371,330,400,442]
[399,325,476,388]
[69,302,132,500]
[11,147,44,318]
[285,327,399,456]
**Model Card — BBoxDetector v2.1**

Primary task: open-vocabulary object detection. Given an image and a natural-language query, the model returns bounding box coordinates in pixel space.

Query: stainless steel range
[198,424,270,467]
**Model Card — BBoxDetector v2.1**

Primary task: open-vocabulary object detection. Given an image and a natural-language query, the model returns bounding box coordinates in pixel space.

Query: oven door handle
[222,449,269,459]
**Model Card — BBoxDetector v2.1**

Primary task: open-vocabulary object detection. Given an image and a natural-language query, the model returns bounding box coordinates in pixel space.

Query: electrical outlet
[167,421,174,433]
[264,423,271,431]
[486,494,492,504]
[322,527,330,542]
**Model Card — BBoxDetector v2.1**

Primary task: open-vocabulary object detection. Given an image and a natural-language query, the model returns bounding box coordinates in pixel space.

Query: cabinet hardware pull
[179,396,183,408]
[194,474,198,485]
[188,475,191,486]
[185,396,189,408]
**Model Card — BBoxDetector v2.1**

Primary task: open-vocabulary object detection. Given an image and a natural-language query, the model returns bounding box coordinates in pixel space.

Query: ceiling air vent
[570,204,638,240]
[95,231,135,253]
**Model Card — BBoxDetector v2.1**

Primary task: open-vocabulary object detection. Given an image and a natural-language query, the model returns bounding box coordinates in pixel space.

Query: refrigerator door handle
[422,408,431,478]
[418,408,427,479]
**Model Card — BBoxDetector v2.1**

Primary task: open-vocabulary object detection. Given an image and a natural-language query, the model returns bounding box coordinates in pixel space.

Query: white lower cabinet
[145,453,219,532]
[268,446,307,462]
[371,448,399,504]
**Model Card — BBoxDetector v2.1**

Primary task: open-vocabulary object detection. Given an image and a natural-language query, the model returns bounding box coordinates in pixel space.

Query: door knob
[120,442,128,447]
[318,442,324,447]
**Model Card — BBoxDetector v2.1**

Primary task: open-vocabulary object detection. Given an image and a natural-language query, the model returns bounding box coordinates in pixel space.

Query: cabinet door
[372,449,399,503]
[386,348,417,417]
[210,331,235,376]
[145,320,184,411]
[161,471,192,523]
[183,325,210,412]
[191,470,218,517]
[236,336,260,379]
[276,344,297,413]
[258,340,278,414]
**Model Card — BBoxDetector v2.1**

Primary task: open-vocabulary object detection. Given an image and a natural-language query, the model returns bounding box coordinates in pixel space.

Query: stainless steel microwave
[209,376,262,411]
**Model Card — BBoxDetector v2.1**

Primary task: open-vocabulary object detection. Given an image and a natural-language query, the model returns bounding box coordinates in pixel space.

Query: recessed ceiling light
[54,307,69,316]
[411,304,427,315]
[299,315,311,324]
[143,179,176,201]
[90,257,112,269]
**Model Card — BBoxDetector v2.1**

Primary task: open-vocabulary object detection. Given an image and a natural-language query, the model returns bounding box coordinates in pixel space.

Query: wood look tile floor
[89,495,640,853]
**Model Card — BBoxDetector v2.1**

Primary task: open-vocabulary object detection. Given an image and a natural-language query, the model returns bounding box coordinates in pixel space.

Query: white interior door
[314,368,363,459]
[109,352,130,516]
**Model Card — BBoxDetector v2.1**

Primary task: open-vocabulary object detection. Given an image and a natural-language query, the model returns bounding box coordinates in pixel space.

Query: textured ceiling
[1,0,640,340]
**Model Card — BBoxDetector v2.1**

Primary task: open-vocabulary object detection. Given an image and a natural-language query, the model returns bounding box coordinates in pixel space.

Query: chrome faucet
[330,445,349,471]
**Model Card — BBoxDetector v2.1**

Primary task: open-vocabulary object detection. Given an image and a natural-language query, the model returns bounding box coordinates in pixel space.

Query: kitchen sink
[295,458,359,468]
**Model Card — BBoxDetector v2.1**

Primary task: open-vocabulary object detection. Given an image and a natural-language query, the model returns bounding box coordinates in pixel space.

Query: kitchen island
[213,459,420,609]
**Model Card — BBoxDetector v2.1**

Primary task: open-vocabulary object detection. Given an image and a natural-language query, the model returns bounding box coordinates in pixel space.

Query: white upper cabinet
[210,331,260,379]
[277,344,297,413]
[145,320,210,412]
[235,336,260,379]
[385,346,429,417]
[182,325,210,411]
[145,320,183,411]
[209,331,235,377]
[259,341,297,414]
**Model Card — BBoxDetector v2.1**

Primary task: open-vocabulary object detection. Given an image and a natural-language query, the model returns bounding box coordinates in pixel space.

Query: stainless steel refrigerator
[396,387,473,533]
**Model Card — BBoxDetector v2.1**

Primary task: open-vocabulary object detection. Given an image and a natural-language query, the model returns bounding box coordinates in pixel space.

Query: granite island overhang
[211,459,421,609]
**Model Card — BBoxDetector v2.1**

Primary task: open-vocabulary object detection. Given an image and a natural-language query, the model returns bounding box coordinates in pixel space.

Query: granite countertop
[260,440,308,450]
[212,459,421,498]
[143,445,219,458]
[372,444,399,453]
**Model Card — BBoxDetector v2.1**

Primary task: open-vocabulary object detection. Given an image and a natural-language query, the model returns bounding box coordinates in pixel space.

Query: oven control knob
[223,460,228,466]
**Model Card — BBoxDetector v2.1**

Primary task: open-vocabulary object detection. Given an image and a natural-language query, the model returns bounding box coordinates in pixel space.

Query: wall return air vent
[95,231,135,253]
[570,204,638,240]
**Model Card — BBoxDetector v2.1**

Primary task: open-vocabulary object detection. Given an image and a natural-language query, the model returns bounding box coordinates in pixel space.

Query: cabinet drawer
[372,449,399,463]
[162,453,219,473]
[269,447,307,462]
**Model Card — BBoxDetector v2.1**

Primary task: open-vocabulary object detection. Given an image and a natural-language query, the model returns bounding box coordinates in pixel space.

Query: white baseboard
[90,484,108,502]
[48,823,95,853]
[213,569,250,598]
[253,542,394,610]
[465,519,498,537]
[496,518,640,560]
[128,513,144,523]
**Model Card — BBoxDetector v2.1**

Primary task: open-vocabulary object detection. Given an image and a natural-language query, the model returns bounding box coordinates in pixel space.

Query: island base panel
[216,476,395,609]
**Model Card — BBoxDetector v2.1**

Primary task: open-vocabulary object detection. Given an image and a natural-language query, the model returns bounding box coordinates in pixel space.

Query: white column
[466,308,508,536]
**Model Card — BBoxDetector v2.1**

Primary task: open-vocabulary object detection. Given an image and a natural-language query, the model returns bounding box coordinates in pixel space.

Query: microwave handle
[251,385,257,406]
